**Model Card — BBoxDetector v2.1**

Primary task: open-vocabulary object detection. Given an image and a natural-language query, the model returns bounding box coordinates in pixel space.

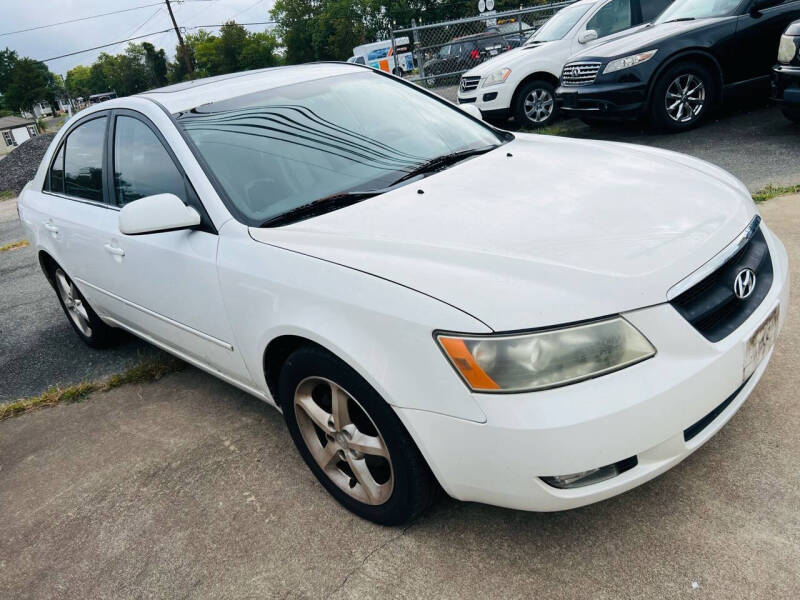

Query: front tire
[513,79,558,128]
[51,265,117,348]
[280,346,436,525]
[649,61,715,132]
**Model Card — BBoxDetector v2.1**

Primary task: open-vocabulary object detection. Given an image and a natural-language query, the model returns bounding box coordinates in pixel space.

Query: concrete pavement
[1,196,798,599]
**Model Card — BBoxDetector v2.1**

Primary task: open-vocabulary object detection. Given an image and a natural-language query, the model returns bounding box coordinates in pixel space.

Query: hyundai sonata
[18,63,788,524]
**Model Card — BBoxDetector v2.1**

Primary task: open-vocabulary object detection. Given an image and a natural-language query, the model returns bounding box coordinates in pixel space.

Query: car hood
[572,17,732,60]
[249,134,755,331]
[464,43,560,75]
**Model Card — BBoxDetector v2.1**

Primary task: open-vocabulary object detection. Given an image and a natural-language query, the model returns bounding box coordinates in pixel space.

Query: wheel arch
[263,334,338,406]
[37,249,58,290]
[645,49,724,108]
[511,71,561,109]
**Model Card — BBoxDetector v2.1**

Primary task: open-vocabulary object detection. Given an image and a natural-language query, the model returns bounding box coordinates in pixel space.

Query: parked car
[771,19,800,121]
[557,0,800,131]
[457,0,673,128]
[486,18,535,48]
[423,32,508,86]
[19,63,788,525]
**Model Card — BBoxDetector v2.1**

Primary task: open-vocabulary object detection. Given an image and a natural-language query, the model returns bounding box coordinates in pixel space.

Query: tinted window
[48,144,65,193]
[640,0,673,21]
[113,115,186,206]
[587,0,633,38]
[655,0,740,22]
[64,117,106,202]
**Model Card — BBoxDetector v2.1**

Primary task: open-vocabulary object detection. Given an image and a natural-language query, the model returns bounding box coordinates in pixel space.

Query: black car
[556,0,800,130]
[771,19,800,120]
[423,32,509,87]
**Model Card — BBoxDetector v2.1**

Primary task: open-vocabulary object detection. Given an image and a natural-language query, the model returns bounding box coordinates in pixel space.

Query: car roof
[138,62,360,114]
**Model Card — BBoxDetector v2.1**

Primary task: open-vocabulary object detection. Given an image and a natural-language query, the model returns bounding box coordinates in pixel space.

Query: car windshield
[655,0,741,23]
[527,2,595,43]
[439,44,452,57]
[177,71,503,225]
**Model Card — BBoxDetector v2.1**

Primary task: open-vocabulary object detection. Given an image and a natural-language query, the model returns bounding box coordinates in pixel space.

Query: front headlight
[778,35,800,64]
[437,317,655,393]
[483,67,512,87]
[603,49,658,74]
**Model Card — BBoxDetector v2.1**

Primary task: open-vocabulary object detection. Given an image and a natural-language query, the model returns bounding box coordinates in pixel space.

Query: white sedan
[19,63,788,525]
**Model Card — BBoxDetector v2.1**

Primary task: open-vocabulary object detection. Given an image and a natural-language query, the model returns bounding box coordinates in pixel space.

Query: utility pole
[165,0,193,78]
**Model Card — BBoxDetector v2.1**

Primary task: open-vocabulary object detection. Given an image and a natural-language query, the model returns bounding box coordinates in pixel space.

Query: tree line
[1,0,543,114]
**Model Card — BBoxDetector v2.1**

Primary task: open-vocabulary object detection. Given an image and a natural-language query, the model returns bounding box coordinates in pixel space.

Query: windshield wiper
[259,190,380,227]
[389,146,498,186]
[661,17,696,23]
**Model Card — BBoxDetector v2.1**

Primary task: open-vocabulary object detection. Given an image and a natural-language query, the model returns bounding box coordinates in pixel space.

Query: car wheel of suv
[514,80,557,128]
[650,62,715,132]
[782,106,800,123]
[425,75,437,88]
[280,346,436,525]
[51,265,117,348]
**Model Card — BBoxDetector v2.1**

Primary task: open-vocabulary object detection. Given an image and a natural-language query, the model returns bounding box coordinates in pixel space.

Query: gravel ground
[0,134,55,195]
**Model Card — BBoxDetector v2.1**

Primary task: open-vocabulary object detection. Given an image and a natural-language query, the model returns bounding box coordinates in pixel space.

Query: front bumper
[556,80,647,118]
[397,224,789,512]
[457,81,514,119]
[771,64,800,107]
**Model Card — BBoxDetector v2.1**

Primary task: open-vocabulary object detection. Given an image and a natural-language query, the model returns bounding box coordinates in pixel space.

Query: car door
[734,0,800,82]
[33,113,121,317]
[92,110,250,383]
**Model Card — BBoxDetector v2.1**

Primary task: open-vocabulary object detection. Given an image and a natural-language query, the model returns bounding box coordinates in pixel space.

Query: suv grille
[670,220,773,342]
[561,62,601,86]
[460,76,481,93]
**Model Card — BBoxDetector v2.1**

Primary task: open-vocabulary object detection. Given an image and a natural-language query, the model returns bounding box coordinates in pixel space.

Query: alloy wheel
[524,88,554,124]
[293,376,394,505]
[55,268,92,337]
[665,74,706,123]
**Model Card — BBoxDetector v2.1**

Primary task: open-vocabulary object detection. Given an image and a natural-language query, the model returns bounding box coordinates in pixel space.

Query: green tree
[142,42,168,87]
[66,64,92,99]
[3,58,58,113]
[0,48,19,96]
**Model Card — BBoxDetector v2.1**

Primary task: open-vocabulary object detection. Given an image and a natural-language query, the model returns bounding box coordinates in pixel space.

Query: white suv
[457,0,672,127]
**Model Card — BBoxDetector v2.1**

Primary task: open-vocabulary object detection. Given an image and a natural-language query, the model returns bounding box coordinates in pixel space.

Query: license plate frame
[744,305,779,380]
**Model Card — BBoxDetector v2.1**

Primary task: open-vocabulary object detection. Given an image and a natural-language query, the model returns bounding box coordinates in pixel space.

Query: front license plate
[744,306,779,380]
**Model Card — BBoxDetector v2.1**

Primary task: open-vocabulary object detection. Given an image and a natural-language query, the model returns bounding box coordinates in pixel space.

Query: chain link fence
[389,2,575,100]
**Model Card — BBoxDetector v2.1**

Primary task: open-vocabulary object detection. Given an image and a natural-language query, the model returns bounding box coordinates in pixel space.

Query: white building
[0,116,39,151]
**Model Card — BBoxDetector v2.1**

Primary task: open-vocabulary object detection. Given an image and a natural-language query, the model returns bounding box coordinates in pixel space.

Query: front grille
[561,62,601,86]
[671,223,773,342]
[459,76,481,92]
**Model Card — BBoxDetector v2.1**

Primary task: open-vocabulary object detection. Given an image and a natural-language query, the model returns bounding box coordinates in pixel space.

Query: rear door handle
[104,243,125,257]
[44,221,59,233]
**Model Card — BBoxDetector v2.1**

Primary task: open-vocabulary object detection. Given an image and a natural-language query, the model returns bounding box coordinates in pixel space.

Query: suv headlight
[778,35,800,64]
[603,49,658,74]
[483,67,512,87]
[437,317,655,392]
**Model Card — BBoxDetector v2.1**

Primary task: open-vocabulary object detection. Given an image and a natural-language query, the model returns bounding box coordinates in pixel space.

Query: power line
[187,21,276,28]
[0,2,163,37]
[38,29,175,62]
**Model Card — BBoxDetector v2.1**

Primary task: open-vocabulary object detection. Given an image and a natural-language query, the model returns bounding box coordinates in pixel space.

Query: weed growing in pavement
[0,240,29,252]
[0,355,185,421]
[0,190,14,202]
[752,183,800,203]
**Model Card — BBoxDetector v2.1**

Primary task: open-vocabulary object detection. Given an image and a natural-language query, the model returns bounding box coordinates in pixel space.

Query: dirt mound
[0,133,56,195]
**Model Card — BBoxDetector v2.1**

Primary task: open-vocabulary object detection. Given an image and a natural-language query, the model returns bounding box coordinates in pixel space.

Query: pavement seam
[325,519,417,599]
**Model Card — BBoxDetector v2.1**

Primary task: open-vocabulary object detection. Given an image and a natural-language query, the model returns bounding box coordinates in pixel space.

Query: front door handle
[104,243,125,257]
[44,221,59,234]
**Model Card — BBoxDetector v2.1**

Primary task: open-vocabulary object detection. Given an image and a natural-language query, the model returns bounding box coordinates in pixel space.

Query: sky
[0,0,276,77]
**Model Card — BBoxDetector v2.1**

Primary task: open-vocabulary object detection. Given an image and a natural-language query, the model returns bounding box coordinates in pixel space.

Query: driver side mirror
[119,193,201,235]
[457,103,484,120]
[578,29,599,44]
[751,0,783,13]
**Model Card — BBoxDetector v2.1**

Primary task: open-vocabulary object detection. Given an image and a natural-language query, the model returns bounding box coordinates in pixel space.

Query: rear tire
[280,346,436,525]
[782,106,800,123]
[649,61,716,132]
[50,264,117,348]
[513,79,558,129]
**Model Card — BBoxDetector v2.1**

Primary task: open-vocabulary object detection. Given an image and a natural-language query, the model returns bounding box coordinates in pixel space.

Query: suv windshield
[655,0,741,23]
[177,71,503,226]
[527,2,595,43]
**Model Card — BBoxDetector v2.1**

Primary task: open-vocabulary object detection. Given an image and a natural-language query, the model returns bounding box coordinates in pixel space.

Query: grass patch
[0,190,15,202]
[752,184,800,203]
[527,122,577,137]
[0,240,29,252]
[0,355,185,421]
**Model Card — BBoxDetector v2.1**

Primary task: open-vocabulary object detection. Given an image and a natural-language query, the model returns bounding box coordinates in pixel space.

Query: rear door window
[47,144,65,194]
[63,116,107,202]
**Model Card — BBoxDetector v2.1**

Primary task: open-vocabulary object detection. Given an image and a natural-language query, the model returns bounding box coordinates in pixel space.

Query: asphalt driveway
[0,194,798,599]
